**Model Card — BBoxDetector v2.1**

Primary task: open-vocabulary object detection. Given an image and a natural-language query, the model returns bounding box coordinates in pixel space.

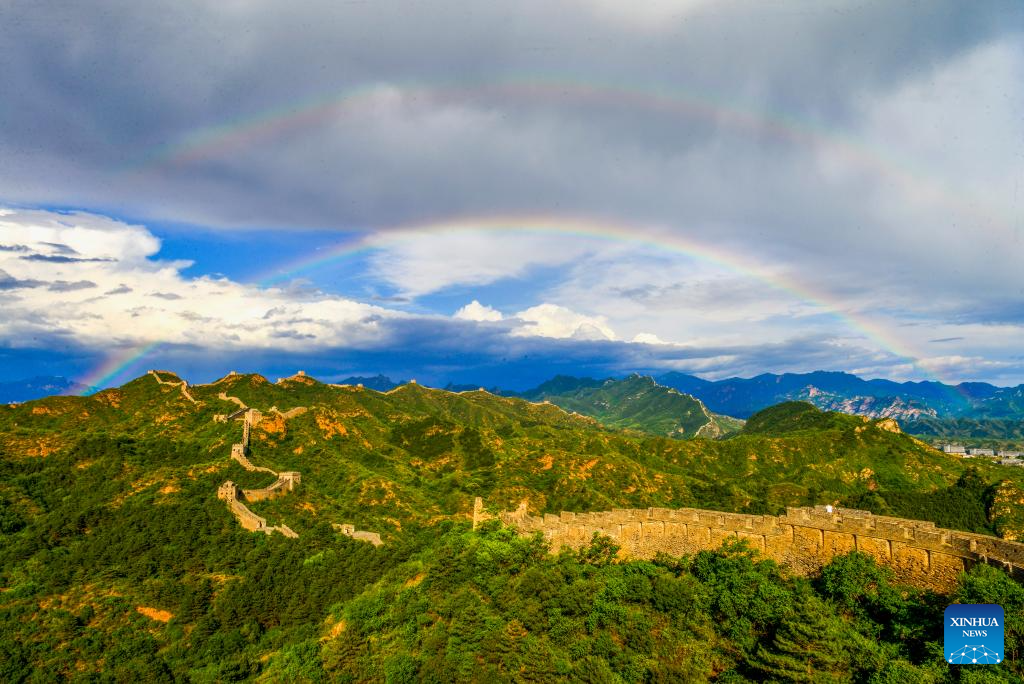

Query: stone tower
[217,481,239,501]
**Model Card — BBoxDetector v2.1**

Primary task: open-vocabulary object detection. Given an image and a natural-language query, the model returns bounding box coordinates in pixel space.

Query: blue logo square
[944,604,1004,665]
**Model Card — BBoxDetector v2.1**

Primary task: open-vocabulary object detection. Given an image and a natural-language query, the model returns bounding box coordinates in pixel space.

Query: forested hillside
[2,373,1023,681]
[518,374,743,439]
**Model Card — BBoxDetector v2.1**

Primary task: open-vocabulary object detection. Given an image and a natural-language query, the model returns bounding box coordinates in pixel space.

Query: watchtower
[217,481,239,501]
[279,472,302,490]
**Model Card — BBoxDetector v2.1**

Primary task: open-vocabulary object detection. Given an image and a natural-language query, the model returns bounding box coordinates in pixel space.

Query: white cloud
[454,300,504,322]
[366,228,600,298]
[632,332,665,345]
[512,303,616,341]
[0,207,402,352]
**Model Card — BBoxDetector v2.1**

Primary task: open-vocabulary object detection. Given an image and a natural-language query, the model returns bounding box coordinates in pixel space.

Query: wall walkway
[149,370,196,404]
[475,498,1024,592]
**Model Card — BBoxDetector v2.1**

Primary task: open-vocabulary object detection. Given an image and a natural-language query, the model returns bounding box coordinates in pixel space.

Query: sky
[1,0,1022,390]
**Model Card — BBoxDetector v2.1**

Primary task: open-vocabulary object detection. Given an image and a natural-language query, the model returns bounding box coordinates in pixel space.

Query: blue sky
[1,1,1023,390]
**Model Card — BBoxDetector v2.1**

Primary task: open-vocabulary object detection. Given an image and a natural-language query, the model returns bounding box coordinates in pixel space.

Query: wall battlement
[333,523,384,546]
[474,498,1024,592]
[242,472,302,502]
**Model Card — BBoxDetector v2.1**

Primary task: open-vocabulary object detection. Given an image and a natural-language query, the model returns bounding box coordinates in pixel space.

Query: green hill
[742,400,864,435]
[521,374,744,439]
[2,371,1024,680]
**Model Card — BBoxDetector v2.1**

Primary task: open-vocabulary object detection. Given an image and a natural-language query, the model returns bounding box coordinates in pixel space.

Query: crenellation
[937,532,970,557]
[649,507,674,521]
[911,529,946,551]
[874,520,911,539]
[838,517,873,535]
[697,511,723,527]
[478,499,1024,592]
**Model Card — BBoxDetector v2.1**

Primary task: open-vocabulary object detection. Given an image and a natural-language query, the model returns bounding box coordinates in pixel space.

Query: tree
[752,593,876,682]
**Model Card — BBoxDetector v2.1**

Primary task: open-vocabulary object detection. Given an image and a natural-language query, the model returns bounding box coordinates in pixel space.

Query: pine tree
[753,595,869,683]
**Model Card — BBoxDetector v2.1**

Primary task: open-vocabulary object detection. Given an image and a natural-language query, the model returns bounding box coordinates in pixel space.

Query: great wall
[149,370,196,404]
[203,373,381,544]
[142,369,1022,584]
[474,498,1024,592]
[216,408,299,538]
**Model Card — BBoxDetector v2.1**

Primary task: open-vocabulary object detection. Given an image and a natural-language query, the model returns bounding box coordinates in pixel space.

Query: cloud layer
[1,2,1022,385]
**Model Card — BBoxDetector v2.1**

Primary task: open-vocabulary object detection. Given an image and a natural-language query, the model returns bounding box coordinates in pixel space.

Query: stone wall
[218,404,297,539]
[242,472,302,502]
[148,369,196,404]
[230,444,276,475]
[334,523,384,547]
[475,498,1024,593]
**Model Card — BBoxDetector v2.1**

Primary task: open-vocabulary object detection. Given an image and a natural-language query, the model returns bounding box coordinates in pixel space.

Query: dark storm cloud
[47,280,96,292]
[0,0,1018,328]
[0,0,1015,230]
[0,269,46,290]
[1,0,1022,383]
[39,242,80,255]
[20,254,115,263]
[104,285,132,295]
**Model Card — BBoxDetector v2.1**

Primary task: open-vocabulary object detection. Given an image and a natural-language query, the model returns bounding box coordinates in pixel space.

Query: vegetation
[905,417,1024,451]
[516,374,743,438]
[319,526,1024,683]
[2,372,1024,680]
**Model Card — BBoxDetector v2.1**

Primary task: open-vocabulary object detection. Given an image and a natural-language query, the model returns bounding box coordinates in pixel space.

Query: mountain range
[3,370,1024,679]
[9,370,1023,422]
[655,370,1024,421]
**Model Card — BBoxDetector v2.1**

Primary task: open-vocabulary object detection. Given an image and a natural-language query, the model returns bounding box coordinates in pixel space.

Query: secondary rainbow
[128,77,1013,239]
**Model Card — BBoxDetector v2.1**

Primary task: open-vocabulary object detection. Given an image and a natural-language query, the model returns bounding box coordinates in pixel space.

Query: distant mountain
[0,376,87,403]
[333,374,400,392]
[518,374,743,438]
[972,385,1024,419]
[443,382,505,394]
[517,374,605,400]
[901,416,1024,442]
[656,370,1024,422]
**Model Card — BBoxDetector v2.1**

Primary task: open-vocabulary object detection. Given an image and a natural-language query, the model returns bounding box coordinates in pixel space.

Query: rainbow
[101,69,1006,393]
[68,214,967,395]
[253,214,940,377]
[73,342,163,395]
[129,78,1013,238]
